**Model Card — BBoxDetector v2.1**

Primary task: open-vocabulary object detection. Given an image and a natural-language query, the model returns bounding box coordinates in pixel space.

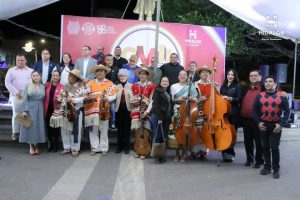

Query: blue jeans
[109,101,116,127]
[151,114,170,143]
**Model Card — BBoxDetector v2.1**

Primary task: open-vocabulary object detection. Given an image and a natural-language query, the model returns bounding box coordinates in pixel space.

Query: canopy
[0,0,59,20]
[209,0,300,42]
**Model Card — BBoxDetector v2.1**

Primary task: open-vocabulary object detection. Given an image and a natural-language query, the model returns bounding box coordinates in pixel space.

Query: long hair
[221,68,239,88]
[28,71,42,95]
[60,52,74,66]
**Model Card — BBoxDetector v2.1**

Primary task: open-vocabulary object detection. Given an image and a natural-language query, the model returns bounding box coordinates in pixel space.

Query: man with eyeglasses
[74,45,98,82]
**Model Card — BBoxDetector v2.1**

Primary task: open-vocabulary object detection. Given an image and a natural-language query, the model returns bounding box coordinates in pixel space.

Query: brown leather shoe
[90,151,96,156]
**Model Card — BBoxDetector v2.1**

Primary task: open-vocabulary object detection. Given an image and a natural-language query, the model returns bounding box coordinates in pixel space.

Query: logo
[259,15,284,40]
[82,22,95,35]
[97,24,116,35]
[185,29,202,46]
[112,25,184,66]
[67,21,80,35]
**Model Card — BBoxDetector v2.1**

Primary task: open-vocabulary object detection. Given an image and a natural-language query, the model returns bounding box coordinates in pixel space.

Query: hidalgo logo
[67,21,80,35]
[185,29,202,47]
[82,22,95,35]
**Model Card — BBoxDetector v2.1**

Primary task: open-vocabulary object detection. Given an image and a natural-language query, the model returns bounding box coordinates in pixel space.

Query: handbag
[150,122,166,158]
[15,113,33,129]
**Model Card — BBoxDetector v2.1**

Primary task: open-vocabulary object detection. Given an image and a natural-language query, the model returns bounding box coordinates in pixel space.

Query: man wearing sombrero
[83,64,118,156]
[130,67,156,159]
[50,69,85,157]
[191,65,213,159]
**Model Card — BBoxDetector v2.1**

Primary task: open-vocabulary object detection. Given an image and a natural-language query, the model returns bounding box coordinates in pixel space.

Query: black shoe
[47,147,53,153]
[273,171,280,179]
[124,150,129,154]
[244,161,253,166]
[115,149,122,153]
[253,163,262,168]
[260,168,271,175]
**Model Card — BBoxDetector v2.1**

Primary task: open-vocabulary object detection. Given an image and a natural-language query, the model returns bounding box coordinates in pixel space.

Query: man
[253,76,290,179]
[92,45,105,65]
[159,53,184,86]
[74,45,98,82]
[240,69,264,168]
[130,67,156,159]
[113,46,128,69]
[84,64,118,156]
[187,61,200,82]
[192,66,212,159]
[104,54,119,130]
[147,56,162,86]
[5,54,33,140]
[122,54,140,84]
[50,69,85,157]
[33,49,56,84]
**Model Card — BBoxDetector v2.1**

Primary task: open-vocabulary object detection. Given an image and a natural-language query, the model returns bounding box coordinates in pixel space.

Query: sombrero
[66,69,83,80]
[91,64,111,74]
[195,65,212,74]
[134,67,154,80]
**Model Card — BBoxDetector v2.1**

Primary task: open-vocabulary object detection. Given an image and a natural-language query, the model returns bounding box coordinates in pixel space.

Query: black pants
[242,118,263,164]
[46,112,60,151]
[222,115,238,157]
[116,108,131,152]
[260,124,281,171]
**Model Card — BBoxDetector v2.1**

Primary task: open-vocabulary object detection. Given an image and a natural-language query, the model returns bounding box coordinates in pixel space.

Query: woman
[44,70,63,152]
[170,70,198,162]
[151,76,172,163]
[220,68,242,162]
[54,53,74,85]
[20,71,46,156]
[115,69,132,154]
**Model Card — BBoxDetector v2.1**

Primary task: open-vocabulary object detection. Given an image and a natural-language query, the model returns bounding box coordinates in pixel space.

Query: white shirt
[83,58,89,78]
[42,62,49,84]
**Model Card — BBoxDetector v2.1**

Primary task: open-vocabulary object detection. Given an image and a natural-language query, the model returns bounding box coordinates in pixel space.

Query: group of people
[4,45,290,179]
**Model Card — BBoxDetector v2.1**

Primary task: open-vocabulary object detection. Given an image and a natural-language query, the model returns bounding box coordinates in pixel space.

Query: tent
[209,0,300,98]
[0,0,59,20]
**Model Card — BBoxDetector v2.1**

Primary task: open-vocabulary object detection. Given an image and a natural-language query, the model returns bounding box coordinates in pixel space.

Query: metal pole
[153,0,161,77]
[293,39,298,99]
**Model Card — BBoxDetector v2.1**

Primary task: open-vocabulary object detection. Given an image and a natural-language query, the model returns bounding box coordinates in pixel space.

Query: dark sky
[0,0,138,39]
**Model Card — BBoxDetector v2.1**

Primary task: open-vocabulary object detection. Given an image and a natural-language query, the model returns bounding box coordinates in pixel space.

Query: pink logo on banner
[61,15,226,83]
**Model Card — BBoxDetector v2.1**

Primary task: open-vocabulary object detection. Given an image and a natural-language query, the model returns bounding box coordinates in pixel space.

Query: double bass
[201,58,236,151]
[175,73,200,148]
[133,95,152,156]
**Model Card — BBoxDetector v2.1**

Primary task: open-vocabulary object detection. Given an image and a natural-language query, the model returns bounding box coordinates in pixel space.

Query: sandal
[71,150,79,157]
[180,156,186,163]
[140,155,146,160]
[60,149,70,155]
[173,156,179,162]
[101,151,107,156]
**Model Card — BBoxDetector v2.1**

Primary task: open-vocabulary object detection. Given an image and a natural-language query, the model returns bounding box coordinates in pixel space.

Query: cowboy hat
[66,69,83,80]
[134,67,154,80]
[195,65,212,74]
[91,64,111,74]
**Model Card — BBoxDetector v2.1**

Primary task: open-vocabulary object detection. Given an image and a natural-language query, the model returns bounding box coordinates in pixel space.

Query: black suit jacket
[33,60,56,82]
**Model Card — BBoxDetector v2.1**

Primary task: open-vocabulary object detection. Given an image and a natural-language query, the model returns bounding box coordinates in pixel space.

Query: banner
[61,15,226,83]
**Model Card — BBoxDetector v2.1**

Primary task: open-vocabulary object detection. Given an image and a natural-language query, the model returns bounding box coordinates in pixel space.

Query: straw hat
[195,65,212,74]
[66,69,82,80]
[134,67,154,80]
[91,64,111,74]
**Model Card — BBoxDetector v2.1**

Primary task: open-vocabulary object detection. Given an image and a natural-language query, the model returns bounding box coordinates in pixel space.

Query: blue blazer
[33,60,56,82]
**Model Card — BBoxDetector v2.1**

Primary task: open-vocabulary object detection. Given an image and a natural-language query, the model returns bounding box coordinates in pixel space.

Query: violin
[175,74,200,147]
[201,57,235,150]
[99,91,110,121]
[65,91,78,122]
[133,95,151,156]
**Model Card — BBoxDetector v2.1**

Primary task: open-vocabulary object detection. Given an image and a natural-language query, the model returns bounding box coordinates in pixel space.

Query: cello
[175,73,200,148]
[201,57,235,151]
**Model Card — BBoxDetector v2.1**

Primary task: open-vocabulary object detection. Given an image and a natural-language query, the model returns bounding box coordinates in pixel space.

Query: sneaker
[260,168,271,175]
[12,133,19,141]
[273,171,280,179]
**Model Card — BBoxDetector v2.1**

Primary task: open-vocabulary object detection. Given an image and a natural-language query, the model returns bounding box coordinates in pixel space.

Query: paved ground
[1,129,300,200]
